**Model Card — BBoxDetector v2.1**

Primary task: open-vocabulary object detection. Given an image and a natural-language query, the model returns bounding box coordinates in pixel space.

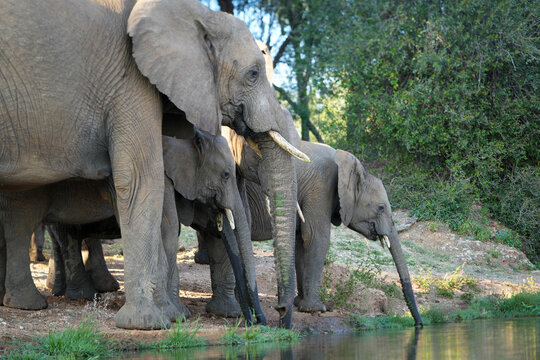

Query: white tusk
[296,202,305,223]
[265,195,272,217]
[216,213,223,232]
[245,137,262,158]
[268,130,310,163]
[224,208,235,230]
[384,235,391,249]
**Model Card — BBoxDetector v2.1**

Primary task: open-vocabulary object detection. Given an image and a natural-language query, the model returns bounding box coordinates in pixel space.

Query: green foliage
[413,264,480,298]
[220,319,301,346]
[311,0,539,262]
[350,290,540,330]
[5,319,110,360]
[144,317,206,350]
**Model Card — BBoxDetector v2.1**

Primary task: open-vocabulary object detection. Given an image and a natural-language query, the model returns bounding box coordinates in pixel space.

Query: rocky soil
[0,210,538,352]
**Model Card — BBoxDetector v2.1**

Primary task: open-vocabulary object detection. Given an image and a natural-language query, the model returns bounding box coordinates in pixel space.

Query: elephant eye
[223,171,230,180]
[247,68,259,82]
[377,205,385,213]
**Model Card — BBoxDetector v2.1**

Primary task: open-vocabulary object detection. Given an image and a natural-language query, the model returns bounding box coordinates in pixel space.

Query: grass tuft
[220,319,301,346]
[5,318,109,360]
[143,317,206,350]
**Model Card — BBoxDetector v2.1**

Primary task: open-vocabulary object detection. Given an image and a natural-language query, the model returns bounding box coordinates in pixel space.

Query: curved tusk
[216,213,223,232]
[268,130,310,162]
[296,202,305,223]
[385,235,391,249]
[380,235,390,249]
[245,137,262,158]
[224,208,235,230]
[265,195,272,217]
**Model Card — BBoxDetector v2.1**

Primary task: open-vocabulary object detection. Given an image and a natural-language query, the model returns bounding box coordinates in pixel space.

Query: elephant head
[335,150,423,327]
[128,0,306,327]
[162,130,264,324]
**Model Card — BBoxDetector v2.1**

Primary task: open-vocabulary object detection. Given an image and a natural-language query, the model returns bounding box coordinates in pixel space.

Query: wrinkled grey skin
[23,132,265,324]
[0,0,299,329]
[202,117,423,326]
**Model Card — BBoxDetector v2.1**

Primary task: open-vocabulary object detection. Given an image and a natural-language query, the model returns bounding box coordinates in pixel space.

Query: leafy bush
[313,0,539,261]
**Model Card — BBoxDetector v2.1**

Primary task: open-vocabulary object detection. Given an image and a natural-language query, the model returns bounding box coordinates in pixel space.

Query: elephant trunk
[257,134,297,329]
[231,190,266,324]
[387,227,423,327]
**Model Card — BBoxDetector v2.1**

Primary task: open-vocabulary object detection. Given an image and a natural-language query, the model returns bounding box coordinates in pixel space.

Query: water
[123,317,539,359]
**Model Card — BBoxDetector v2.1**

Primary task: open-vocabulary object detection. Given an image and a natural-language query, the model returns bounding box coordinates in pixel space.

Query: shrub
[314,0,539,262]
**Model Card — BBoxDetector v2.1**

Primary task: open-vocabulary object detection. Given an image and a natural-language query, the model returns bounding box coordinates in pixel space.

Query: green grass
[413,264,479,298]
[143,317,206,350]
[220,319,301,346]
[349,290,540,331]
[3,319,110,360]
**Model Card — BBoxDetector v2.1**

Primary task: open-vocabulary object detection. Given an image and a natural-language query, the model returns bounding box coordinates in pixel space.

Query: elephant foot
[194,248,210,265]
[294,296,327,313]
[65,284,98,301]
[29,249,46,262]
[88,271,119,293]
[3,286,47,310]
[170,295,191,320]
[205,295,241,317]
[84,248,120,293]
[156,296,190,323]
[115,299,170,330]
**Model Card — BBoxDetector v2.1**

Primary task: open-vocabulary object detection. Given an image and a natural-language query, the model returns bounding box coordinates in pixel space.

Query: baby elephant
[0,130,264,326]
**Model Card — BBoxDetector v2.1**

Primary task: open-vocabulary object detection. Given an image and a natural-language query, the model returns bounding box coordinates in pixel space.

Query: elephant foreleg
[194,231,210,264]
[153,178,190,322]
[29,224,46,262]
[83,239,119,293]
[295,226,330,313]
[204,231,240,317]
[0,224,5,304]
[110,123,170,330]
[46,225,66,296]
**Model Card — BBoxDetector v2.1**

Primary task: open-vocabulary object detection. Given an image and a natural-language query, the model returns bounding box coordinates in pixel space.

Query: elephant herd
[0,0,423,330]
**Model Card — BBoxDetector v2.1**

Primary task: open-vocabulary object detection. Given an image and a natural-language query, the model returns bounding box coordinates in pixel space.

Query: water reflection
[123,317,538,359]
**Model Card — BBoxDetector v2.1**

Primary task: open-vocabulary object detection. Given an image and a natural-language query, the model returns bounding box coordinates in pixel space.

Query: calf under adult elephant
[0,133,264,325]
[47,132,264,324]
[202,129,424,326]
[0,0,308,329]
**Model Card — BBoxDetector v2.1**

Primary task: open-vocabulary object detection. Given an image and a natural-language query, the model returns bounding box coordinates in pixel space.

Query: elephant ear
[128,0,221,135]
[335,150,367,226]
[162,135,202,201]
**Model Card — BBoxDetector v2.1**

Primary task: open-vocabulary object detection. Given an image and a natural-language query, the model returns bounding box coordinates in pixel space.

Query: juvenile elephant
[1,0,307,329]
[198,115,423,326]
[0,132,264,325]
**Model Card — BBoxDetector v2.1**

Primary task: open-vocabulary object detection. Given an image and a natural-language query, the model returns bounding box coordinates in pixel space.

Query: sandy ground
[0,210,538,352]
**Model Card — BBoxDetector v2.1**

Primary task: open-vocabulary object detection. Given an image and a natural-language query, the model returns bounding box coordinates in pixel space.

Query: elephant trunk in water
[387,227,423,327]
[257,134,298,329]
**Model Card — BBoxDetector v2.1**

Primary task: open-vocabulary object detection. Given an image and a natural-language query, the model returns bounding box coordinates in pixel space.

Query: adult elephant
[0,0,305,329]
[1,132,265,325]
